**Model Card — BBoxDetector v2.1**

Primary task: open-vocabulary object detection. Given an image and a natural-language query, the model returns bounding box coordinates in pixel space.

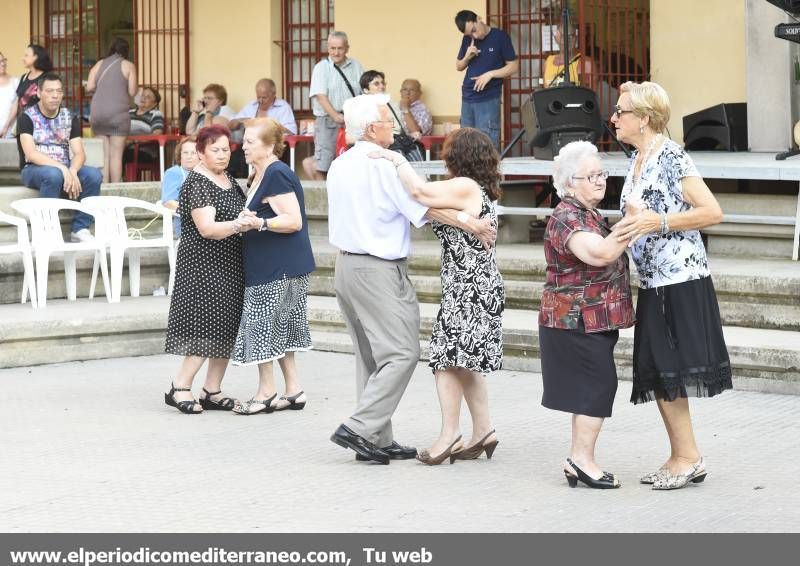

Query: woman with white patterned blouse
[611,81,731,490]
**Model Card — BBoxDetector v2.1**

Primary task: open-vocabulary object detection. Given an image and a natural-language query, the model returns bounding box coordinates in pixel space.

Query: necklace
[632,133,662,188]
[245,157,278,205]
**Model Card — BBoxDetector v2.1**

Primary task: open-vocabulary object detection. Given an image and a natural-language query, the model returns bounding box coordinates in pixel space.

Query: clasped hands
[235,209,262,232]
[612,198,661,246]
[60,166,83,200]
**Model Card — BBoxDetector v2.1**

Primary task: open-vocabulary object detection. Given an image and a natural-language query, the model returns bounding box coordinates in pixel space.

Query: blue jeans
[460,96,501,148]
[21,164,103,232]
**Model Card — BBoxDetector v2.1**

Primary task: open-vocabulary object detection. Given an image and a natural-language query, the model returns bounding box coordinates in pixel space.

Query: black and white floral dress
[429,188,505,374]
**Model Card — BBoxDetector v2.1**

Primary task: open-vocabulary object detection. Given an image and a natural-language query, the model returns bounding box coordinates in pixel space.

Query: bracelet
[659,212,669,235]
[232,220,241,234]
[456,211,470,224]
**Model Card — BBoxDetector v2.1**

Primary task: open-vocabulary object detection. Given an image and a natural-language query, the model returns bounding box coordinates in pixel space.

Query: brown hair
[245,118,287,186]
[173,135,197,163]
[442,128,502,201]
[246,117,286,158]
[203,83,228,105]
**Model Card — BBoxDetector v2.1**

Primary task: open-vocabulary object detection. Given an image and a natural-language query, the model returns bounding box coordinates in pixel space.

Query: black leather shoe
[356,441,417,461]
[331,424,390,465]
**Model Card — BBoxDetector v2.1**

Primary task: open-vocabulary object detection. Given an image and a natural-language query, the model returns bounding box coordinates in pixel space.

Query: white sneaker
[70,229,95,243]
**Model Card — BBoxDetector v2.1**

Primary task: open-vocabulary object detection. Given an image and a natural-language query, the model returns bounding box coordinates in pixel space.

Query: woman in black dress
[373,128,504,466]
[164,125,261,414]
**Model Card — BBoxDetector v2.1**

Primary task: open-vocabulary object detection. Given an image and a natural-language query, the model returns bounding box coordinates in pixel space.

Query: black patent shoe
[331,424,390,464]
[564,458,621,489]
[356,441,417,461]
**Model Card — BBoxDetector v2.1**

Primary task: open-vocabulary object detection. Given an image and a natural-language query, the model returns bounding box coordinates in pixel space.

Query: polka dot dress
[231,274,313,365]
[165,170,245,358]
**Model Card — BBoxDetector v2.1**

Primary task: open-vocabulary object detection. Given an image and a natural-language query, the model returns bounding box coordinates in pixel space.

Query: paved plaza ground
[1,350,799,533]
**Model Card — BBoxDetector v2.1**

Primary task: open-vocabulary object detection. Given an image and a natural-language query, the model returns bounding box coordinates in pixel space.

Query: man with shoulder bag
[304,31,363,180]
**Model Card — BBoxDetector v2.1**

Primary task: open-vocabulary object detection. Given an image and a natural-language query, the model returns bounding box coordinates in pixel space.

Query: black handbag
[387,105,423,161]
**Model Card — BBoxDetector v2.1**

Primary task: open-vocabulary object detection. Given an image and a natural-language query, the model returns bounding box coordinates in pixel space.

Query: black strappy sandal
[199,388,238,411]
[164,384,202,414]
[274,390,307,411]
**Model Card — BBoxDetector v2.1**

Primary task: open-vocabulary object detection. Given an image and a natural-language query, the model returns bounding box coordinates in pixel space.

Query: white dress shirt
[234,98,298,134]
[327,140,429,260]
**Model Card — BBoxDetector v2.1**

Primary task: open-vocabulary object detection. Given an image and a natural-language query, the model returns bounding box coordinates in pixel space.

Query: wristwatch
[259,218,269,231]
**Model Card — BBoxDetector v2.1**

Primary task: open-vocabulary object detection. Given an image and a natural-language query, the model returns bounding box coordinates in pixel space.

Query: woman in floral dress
[373,127,504,465]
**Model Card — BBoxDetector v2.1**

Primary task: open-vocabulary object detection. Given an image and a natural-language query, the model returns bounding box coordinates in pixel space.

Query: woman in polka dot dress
[231,118,316,415]
[164,125,261,414]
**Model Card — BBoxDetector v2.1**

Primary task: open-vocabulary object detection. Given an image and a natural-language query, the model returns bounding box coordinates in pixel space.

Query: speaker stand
[776,148,800,161]
[500,128,527,159]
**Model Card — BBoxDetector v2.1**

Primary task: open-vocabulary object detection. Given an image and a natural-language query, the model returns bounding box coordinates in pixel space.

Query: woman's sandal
[199,387,238,411]
[273,390,307,411]
[233,393,278,416]
[164,384,202,414]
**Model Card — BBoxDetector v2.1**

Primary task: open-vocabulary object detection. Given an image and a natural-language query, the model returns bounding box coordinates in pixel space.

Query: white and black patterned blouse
[620,138,710,289]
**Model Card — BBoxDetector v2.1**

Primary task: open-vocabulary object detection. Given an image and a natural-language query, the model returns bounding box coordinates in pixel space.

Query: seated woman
[124,86,165,169]
[129,86,164,135]
[539,141,635,489]
[360,70,422,161]
[161,136,199,238]
[185,83,235,135]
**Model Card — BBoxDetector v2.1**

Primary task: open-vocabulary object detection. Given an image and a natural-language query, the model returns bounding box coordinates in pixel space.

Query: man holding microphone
[454,10,518,149]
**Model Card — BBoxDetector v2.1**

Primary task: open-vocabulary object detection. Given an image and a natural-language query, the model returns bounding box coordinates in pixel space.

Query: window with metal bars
[487,0,649,155]
[29,0,190,129]
[279,0,335,118]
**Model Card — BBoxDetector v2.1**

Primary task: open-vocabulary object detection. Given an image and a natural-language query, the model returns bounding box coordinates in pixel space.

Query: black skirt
[539,319,620,418]
[631,276,732,404]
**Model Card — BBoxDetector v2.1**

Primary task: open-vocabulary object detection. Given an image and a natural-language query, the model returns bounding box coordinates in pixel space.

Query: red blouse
[539,197,635,333]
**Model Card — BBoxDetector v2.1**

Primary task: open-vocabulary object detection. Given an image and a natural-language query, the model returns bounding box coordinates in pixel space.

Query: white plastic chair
[0,210,38,308]
[10,198,110,308]
[83,196,175,303]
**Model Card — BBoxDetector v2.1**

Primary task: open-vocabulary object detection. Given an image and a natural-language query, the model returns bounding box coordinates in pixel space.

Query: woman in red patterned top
[539,141,637,489]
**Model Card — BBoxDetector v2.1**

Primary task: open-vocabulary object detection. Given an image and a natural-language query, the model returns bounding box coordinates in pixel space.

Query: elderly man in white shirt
[328,93,495,464]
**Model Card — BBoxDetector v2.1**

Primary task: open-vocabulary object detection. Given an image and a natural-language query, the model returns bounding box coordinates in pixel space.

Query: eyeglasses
[572,170,609,184]
[613,106,635,118]
[370,119,394,127]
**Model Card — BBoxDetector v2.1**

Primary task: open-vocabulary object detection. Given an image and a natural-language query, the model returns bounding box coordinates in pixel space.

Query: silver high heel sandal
[652,458,707,490]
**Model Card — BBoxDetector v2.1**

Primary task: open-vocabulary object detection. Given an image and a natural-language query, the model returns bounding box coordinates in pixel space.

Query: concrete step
[1,295,798,396]
[3,234,799,330]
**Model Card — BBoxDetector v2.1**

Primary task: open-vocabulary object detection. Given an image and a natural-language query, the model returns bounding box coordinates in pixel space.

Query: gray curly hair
[552,141,599,198]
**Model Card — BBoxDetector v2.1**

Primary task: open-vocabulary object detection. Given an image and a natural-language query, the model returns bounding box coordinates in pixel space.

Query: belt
[339,250,407,262]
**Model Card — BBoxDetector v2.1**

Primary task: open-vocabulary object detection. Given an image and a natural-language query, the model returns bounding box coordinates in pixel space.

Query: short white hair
[552,141,599,198]
[343,93,389,141]
[328,31,349,46]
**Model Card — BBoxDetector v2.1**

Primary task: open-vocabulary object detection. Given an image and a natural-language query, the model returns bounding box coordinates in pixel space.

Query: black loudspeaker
[766,0,800,16]
[682,103,747,151]
[521,86,604,160]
